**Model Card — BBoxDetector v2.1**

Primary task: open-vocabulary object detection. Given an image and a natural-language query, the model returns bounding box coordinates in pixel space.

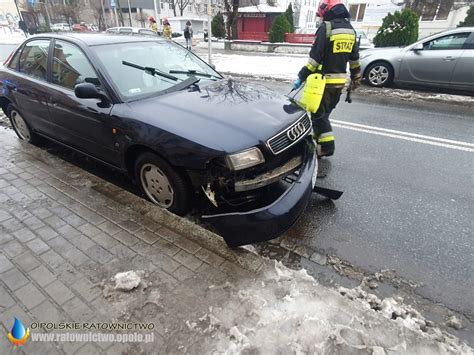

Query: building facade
[103,0,222,34]
[344,0,472,39]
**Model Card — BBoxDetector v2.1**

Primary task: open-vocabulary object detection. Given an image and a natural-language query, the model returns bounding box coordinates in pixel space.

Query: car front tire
[7,104,38,144]
[365,62,394,88]
[134,152,191,215]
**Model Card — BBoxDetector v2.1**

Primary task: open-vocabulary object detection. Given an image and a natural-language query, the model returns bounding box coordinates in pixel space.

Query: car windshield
[92,41,221,101]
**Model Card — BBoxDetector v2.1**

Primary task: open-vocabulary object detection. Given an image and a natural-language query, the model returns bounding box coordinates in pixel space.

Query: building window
[349,3,366,22]
[420,1,453,21]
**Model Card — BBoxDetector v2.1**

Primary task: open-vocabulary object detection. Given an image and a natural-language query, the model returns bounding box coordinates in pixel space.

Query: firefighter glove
[293,78,302,90]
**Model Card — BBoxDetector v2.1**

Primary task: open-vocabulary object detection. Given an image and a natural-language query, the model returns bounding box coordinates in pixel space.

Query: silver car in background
[360,27,474,92]
[105,27,157,36]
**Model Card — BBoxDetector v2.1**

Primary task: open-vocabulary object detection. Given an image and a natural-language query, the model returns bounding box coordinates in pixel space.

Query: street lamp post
[127,0,132,27]
[153,0,162,30]
[207,0,212,65]
[100,0,108,29]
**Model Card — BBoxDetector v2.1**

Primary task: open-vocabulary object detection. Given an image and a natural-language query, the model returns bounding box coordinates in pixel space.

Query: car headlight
[226,147,265,171]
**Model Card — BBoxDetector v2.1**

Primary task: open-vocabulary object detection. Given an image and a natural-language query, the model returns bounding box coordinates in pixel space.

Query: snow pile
[195,262,472,354]
[359,87,474,104]
[212,53,306,80]
[113,270,145,291]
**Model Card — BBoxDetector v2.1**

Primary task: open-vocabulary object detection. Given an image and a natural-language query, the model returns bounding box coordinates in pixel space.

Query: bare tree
[293,0,301,28]
[135,8,148,28]
[176,0,194,16]
[166,0,178,17]
[224,0,239,39]
[90,0,106,29]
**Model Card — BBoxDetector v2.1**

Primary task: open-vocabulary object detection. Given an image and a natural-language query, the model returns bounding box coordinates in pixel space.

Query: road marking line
[332,119,474,149]
[332,123,474,152]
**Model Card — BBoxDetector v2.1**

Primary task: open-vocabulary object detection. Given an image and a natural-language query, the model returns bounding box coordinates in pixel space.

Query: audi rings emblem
[286,122,306,141]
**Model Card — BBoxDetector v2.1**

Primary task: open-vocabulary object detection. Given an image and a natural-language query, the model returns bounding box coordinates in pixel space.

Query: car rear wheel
[134,152,191,215]
[366,62,394,88]
[7,105,37,143]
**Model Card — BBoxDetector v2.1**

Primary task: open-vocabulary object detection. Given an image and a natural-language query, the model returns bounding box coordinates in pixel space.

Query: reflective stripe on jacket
[298,19,360,88]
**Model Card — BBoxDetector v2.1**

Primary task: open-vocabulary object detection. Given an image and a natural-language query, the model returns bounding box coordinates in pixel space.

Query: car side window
[423,33,470,50]
[18,40,50,80]
[7,47,22,70]
[465,33,474,50]
[52,40,100,90]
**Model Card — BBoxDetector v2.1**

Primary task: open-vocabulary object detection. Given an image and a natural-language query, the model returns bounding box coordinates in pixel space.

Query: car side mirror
[412,43,423,51]
[209,63,216,70]
[74,83,110,107]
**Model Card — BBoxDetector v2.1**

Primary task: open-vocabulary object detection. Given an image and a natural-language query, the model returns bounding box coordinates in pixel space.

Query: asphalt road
[257,79,474,320]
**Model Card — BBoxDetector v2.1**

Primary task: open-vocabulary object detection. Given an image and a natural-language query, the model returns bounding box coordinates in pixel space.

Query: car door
[451,32,474,90]
[4,39,55,135]
[45,39,120,166]
[399,32,471,86]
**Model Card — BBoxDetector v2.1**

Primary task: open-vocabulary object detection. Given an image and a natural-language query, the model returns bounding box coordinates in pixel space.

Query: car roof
[26,33,163,46]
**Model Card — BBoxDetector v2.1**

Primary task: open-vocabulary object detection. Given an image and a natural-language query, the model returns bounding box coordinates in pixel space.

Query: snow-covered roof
[238,4,286,13]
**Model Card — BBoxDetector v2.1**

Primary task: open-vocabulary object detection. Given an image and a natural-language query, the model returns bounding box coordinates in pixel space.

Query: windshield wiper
[158,77,200,95]
[169,70,220,79]
[122,61,178,81]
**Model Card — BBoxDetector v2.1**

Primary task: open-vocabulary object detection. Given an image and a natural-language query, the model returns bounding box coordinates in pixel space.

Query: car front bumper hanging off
[202,139,317,247]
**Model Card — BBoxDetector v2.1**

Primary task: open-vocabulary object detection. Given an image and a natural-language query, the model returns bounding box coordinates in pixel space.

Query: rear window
[18,40,50,80]
[7,48,21,70]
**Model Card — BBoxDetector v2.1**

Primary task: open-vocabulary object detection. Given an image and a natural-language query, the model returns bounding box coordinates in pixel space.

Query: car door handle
[443,56,455,61]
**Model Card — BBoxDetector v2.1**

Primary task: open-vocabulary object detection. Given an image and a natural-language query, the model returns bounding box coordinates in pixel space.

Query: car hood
[126,79,306,154]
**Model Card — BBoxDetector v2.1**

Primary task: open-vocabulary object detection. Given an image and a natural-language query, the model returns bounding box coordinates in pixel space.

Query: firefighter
[149,16,158,33]
[293,0,361,157]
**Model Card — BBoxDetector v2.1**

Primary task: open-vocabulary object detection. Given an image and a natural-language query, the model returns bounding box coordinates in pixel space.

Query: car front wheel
[134,152,191,215]
[7,105,37,143]
[366,62,394,88]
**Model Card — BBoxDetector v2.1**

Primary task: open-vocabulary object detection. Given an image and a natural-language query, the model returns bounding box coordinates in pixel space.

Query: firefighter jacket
[298,18,360,88]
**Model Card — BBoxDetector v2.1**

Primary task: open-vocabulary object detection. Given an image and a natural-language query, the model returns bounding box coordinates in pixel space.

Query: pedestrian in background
[149,16,158,33]
[293,0,361,158]
[163,18,172,40]
[184,20,193,50]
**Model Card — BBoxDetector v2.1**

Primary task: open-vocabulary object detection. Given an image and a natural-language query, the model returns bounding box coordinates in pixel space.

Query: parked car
[355,30,374,50]
[106,27,157,36]
[51,23,71,32]
[360,28,474,91]
[0,34,318,247]
[87,24,99,32]
[71,23,88,32]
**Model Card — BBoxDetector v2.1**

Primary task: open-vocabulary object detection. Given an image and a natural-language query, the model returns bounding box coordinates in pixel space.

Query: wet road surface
[261,80,474,320]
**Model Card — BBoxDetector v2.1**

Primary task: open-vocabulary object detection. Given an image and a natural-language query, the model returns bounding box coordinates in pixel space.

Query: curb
[220,72,474,107]
[12,129,265,274]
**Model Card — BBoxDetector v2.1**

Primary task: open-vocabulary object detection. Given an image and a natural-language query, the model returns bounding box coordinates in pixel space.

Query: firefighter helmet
[317,0,343,18]
[149,16,155,22]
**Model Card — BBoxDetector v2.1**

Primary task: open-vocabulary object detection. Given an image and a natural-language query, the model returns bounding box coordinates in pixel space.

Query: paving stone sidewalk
[0,126,264,354]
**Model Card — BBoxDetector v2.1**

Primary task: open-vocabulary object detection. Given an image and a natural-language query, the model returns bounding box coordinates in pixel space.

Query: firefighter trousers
[310,86,342,157]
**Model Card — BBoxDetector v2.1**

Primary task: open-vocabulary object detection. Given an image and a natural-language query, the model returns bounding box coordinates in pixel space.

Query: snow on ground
[113,270,145,291]
[202,52,473,104]
[0,30,26,45]
[211,52,307,81]
[194,262,472,354]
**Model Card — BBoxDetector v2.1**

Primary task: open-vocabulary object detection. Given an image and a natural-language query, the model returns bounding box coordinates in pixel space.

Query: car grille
[267,114,312,155]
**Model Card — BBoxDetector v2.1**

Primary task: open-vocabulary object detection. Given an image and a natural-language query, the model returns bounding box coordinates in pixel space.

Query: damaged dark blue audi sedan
[0,34,320,247]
